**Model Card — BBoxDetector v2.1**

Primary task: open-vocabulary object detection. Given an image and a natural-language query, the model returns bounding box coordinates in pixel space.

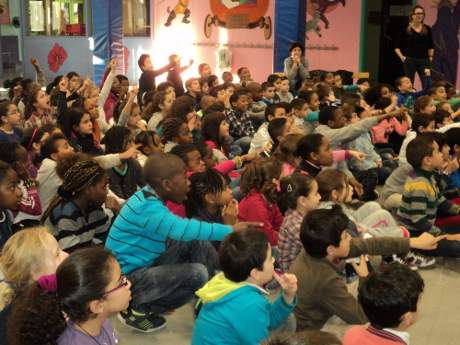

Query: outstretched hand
[232,222,263,232]
[350,254,369,278]
[410,232,447,250]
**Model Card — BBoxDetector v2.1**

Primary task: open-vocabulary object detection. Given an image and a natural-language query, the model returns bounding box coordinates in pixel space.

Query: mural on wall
[306,0,345,39]
[48,43,68,73]
[164,0,191,27]
[431,0,460,86]
[0,0,10,25]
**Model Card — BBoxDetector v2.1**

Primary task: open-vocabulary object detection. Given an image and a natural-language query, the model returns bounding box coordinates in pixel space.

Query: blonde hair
[0,227,52,310]
[85,85,99,98]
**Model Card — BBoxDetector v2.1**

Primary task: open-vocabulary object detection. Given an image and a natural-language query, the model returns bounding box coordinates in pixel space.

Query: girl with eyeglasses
[395,5,434,88]
[7,246,131,345]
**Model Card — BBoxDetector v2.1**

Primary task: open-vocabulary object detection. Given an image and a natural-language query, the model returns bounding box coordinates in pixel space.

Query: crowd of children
[1,32,460,344]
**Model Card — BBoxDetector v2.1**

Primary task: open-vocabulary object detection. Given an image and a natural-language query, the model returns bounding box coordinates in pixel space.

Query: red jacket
[238,189,284,246]
[343,326,408,345]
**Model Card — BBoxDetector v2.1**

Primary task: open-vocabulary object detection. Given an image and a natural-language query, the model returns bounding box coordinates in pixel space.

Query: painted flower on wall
[48,43,67,73]
[124,46,130,74]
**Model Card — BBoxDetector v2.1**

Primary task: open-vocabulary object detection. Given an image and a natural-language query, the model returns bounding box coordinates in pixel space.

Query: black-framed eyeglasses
[102,275,128,297]
[414,12,424,15]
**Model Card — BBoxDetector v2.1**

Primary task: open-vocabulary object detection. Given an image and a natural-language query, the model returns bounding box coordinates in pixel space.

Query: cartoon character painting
[204,0,272,40]
[307,0,345,29]
[165,0,191,27]
[306,6,322,39]
[431,0,460,86]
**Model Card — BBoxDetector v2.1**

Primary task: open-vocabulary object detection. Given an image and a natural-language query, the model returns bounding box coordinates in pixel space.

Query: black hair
[198,76,208,88]
[268,118,288,150]
[41,133,69,160]
[277,102,293,114]
[219,229,270,282]
[169,144,198,165]
[185,168,227,218]
[264,103,284,121]
[185,77,200,89]
[320,71,334,82]
[0,160,13,185]
[267,74,281,84]
[359,264,424,329]
[300,205,349,259]
[138,54,150,71]
[68,107,89,130]
[191,141,211,159]
[202,102,225,117]
[261,82,274,92]
[7,247,115,345]
[290,98,307,110]
[0,142,20,166]
[411,114,434,132]
[356,78,371,85]
[161,118,187,144]
[116,74,129,83]
[143,152,187,188]
[4,77,23,100]
[134,130,158,155]
[374,97,392,110]
[363,83,393,107]
[434,110,452,128]
[295,133,325,161]
[419,131,448,155]
[288,41,305,55]
[21,124,59,152]
[207,75,219,88]
[20,78,35,96]
[45,76,63,95]
[104,126,132,155]
[237,67,249,77]
[66,71,80,81]
[169,96,197,123]
[406,135,436,168]
[209,85,225,98]
[427,84,444,97]
[230,89,248,104]
[355,106,366,118]
[157,81,174,92]
[0,101,13,126]
[445,128,460,155]
[279,173,316,210]
[318,106,339,125]
[341,92,361,107]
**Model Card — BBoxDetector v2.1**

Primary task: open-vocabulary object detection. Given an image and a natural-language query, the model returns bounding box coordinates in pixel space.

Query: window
[123,0,150,37]
[27,0,90,36]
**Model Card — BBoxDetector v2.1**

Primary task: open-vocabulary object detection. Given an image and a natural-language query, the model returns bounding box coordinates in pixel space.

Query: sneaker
[117,309,166,333]
[382,254,418,271]
[405,251,436,269]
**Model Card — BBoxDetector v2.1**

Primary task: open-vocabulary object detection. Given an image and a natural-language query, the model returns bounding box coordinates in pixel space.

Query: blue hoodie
[396,76,432,108]
[191,273,297,345]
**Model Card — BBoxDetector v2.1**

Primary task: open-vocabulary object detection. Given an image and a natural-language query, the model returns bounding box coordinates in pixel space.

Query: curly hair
[161,118,186,144]
[0,142,19,164]
[184,168,227,218]
[41,159,106,223]
[0,160,13,184]
[7,247,114,345]
[240,157,282,204]
[199,112,230,155]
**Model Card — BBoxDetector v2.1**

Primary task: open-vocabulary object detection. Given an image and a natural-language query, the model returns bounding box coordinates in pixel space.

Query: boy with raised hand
[105,153,260,333]
[192,229,298,345]
[289,205,444,333]
[343,264,424,345]
[395,69,432,109]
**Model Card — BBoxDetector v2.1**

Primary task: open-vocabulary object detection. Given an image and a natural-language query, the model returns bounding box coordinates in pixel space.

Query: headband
[38,274,58,293]
[27,128,38,149]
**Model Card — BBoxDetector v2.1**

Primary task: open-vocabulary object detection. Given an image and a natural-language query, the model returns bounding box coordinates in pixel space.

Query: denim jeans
[416,226,460,258]
[234,136,252,154]
[126,239,214,313]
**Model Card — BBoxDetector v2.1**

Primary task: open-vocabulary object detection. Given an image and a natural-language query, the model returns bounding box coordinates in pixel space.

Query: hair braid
[169,144,197,164]
[0,142,19,164]
[161,118,185,144]
[41,160,105,223]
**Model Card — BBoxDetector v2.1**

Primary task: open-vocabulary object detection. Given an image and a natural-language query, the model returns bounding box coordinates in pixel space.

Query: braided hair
[41,160,106,223]
[0,142,19,165]
[184,168,227,218]
[103,126,132,154]
[169,144,197,165]
[161,118,186,144]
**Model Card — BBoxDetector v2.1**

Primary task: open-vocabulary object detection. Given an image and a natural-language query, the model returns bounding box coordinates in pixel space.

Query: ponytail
[240,158,282,204]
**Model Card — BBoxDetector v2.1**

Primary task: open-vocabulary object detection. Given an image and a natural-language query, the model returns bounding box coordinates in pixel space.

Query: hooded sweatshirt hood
[196,272,247,304]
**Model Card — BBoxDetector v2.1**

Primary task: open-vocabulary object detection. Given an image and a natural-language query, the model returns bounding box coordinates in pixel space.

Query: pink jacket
[371,117,408,144]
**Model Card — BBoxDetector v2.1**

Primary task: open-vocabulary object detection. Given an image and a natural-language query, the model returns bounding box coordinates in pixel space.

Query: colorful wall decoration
[0,0,10,25]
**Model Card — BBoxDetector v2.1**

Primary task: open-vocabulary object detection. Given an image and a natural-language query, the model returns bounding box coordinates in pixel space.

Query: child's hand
[425,68,431,76]
[29,56,40,68]
[14,162,30,181]
[369,109,382,116]
[391,94,398,105]
[349,178,363,197]
[350,255,369,278]
[274,272,297,303]
[189,59,194,66]
[348,151,370,162]
[410,232,447,250]
[59,76,69,92]
[109,59,117,73]
[387,154,393,160]
[105,196,121,215]
[119,144,141,160]
[129,85,139,98]
[194,115,202,130]
[445,158,459,174]
[232,222,263,232]
[188,116,197,132]
[82,77,94,90]
[136,120,147,131]
[376,160,383,168]
[242,151,260,162]
[222,199,239,225]
[327,91,335,102]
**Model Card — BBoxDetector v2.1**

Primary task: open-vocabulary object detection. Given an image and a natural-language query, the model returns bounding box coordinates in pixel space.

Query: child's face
[2,104,22,127]
[226,86,235,95]
[268,108,286,121]
[232,94,249,112]
[165,86,176,100]
[152,133,164,153]
[334,75,342,88]
[273,78,282,91]
[323,73,335,86]
[381,86,392,98]
[203,146,217,168]
[428,141,444,169]
[84,98,99,120]
[69,76,81,90]
[239,68,251,80]
[338,182,354,203]
[89,89,100,104]
[102,259,132,314]
[128,106,141,127]
[189,80,201,93]
[442,143,451,161]
[200,64,211,78]
[217,90,227,102]
[346,112,359,125]
[308,93,320,111]
[280,80,290,92]
[251,86,263,102]
[211,177,233,206]
[420,121,436,133]
[313,137,334,166]
[74,113,93,135]
[421,100,436,115]
[263,87,276,100]
[219,119,230,138]
[120,80,130,96]
[52,139,75,160]
[285,110,295,125]
[40,233,69,276]
[291,47,302,58]
[329,108,346,129]
[87,174,109,208]
[15,146,31,171]
[246,93,254,109]
[201,82,209,94]
[398,77,413,93]
[111,78,121,95]
[447,88,457,100]
[173,123,193,144]
[0,168,23,211]
[169,169,191,204]
[256,244,275,285]
[124,134,136,151]
[279,124,293,142]
[34,90,50,110]
[360,82,370,91]
[212,79,220,88]
[142,57,154,71]
[432,87,447,101]
[160,93,174,113]
[332,229,352,258]
[295,103,309,119]
[442,115,454,127]
[441,103,453,114]
[357,110,369,120]
[304,180,321,213]
[223,73,233,83]
[186,150,206,172]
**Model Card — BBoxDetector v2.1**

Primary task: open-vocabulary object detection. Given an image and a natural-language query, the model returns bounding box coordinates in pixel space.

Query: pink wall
[149,0,275,84]
[304,1,362,73]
